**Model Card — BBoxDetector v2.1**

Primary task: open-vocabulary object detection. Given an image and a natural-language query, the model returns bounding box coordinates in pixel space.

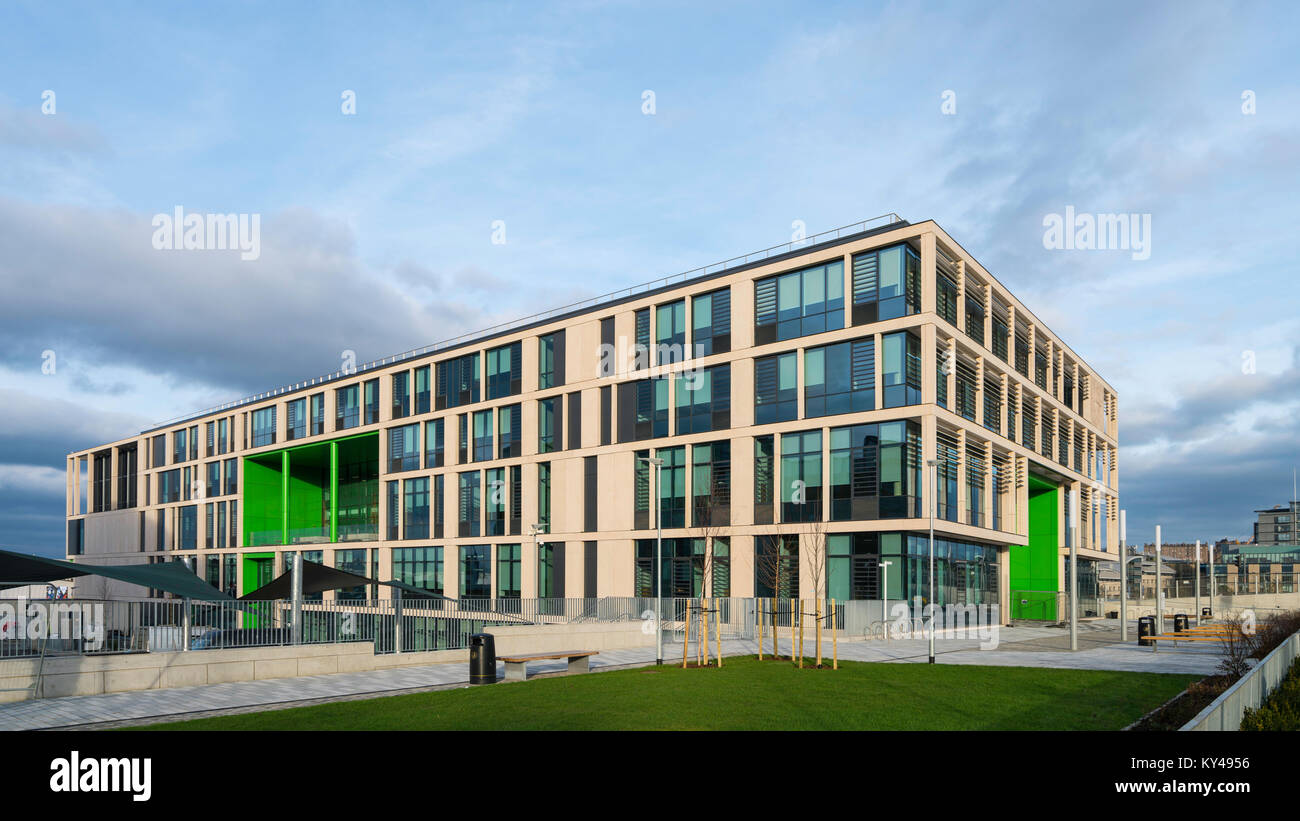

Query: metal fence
[1,597,659,659]
[2,594,1010,662]
[1181,629,1300,731]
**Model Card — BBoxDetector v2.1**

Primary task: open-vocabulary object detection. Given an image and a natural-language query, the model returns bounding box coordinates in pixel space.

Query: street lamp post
[530,522,548,606]
[1207,542,1215,620]
[1069,488,1078,652]
[1195,539,1202,627]
[879,560,892,642]
[1119,509,1128,641]
[639,455,664,665]
[1159,524,1170,633]
[927,458,937,664]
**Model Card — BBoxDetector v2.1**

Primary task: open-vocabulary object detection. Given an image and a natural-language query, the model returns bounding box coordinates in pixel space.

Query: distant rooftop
[142,214,906,434]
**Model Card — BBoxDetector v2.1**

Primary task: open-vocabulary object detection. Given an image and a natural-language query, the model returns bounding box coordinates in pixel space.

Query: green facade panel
[1009,474,1060,620]
[240,433,377,549]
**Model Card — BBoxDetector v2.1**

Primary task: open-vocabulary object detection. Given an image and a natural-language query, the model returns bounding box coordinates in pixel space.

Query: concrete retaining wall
[0,621,652,703]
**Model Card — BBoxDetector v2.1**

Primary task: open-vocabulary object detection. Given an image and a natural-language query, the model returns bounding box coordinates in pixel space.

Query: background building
[1253,502,1298,546]
[65,217,1119,619]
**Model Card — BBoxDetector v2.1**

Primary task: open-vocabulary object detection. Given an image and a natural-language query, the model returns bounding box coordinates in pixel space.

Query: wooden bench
[1148,633,1236,650]
[498,650,598,682]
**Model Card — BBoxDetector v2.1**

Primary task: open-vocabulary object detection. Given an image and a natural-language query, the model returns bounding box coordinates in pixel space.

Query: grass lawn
[134,656,1199,731]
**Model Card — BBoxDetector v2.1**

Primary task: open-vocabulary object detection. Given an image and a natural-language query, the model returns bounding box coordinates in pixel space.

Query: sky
[1,0,1297,557]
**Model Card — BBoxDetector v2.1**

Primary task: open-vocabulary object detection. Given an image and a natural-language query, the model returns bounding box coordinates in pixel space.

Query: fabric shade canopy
[239,559,450,601]
[0,548,232,602]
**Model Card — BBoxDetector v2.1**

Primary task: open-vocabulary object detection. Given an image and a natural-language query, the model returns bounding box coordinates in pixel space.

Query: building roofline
[138,214,908,434]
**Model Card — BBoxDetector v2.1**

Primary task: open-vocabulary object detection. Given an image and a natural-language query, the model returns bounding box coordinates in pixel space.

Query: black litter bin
[1138,615,1155,646]
[1174,613,1189,633]
[1201,606,1212,619]
[469,633,496,685]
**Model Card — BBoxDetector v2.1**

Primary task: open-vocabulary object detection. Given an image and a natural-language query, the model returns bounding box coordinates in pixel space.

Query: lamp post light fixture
[879,560,893,642]
[529,522,548,602]
[638,455,665,665]
[926,458,937,664]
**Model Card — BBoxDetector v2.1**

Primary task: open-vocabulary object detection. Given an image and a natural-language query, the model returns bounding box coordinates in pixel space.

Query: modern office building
[65,216,1119,619]
[1253,503,1298,547]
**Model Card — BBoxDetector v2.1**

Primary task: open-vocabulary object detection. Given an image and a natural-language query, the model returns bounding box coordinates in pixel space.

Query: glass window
[936,271,958,326]
[179,505,197,550]
[386,481,399,540]
[335,548,368,600]
[496,544,521,598]
[498,403,520,459]
[691,441,731,528]
[754,533,799,599]
[965,295,985,346]
[992,314,1009,362]
[251,407,276,447]
[458,471,481,538]
[655,299,687,365]
[392,371,411,419]
[780,431,822,522]
[388,424,420,472]
[846,420,918,519]
[692,287,731,356]
[287,398,306,441]
[486,342,521,400]
[392,546,442,595]
[633,449,651,530]
[436,352,480,409]
[632,378,669,440]
[656,445,687,529]
[472,410,493,462]
[881,331,921,408]
[754,352,797,425]
[336,384,360,430]
[537,462,551,529]
[460,545,490,598]
[414,366,431,415]
[486,467,506,536]
[634,308,650,370]
[310,393,325,436]
[754,435,775,524]
[851,243,920,324]
[539,332,563,389]
[754,260,844,344]
[402,477,429,540]
[827,532,878,601]
[159,468,182,503]
[674,364,730,435]
[538,397,558,453]
[363,379,380,425]
[424,418,444,468]
[804,339,874,418]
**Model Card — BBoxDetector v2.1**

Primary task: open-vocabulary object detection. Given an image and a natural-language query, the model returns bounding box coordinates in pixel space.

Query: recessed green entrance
[242,432,378,548]
[1009,474,1060,620]
[241,552,276,627]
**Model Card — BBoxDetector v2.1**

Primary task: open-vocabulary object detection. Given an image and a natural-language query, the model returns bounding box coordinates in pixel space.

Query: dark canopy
[239,559,450,601]
[0,548,232,601]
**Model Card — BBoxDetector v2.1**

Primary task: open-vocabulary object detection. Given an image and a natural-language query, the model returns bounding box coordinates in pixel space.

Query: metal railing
[145,214,903,432]
[1181,628,1300,731]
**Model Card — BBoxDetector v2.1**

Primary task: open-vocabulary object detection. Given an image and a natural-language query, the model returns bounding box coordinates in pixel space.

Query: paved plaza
[0,620,1222,730]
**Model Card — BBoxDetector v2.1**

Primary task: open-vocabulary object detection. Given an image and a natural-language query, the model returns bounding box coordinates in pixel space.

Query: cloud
[0,103,108,156]
[0,464,66,497]
[0,199,501,403]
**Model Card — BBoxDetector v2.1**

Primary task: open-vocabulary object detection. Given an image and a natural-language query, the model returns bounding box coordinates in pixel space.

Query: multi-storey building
[1253,503,1298,547]
[65,216,1119,619]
